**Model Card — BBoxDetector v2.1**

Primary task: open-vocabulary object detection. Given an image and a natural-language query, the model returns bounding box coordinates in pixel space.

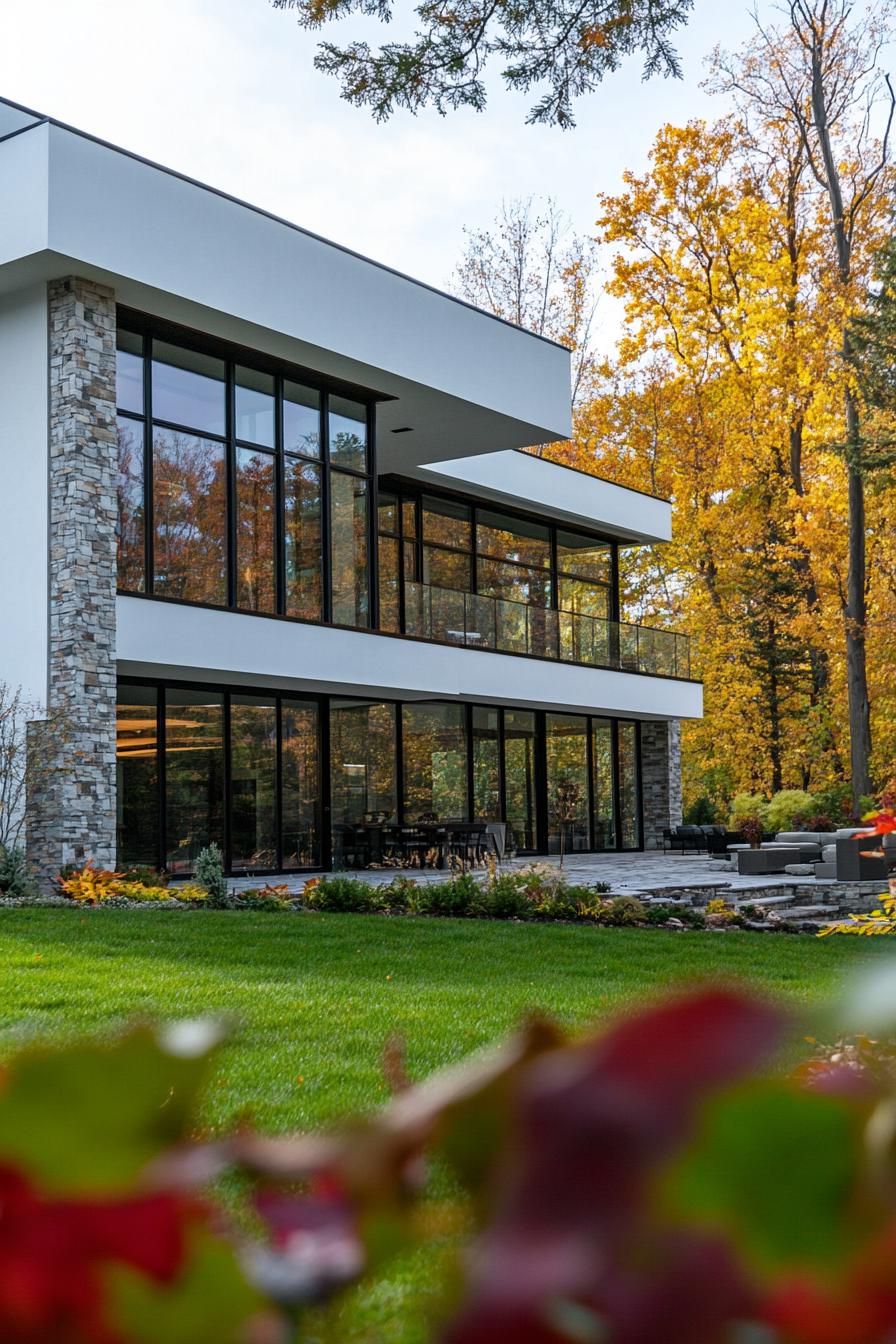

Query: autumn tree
[271,0,694,126]
[715,0,895,807]
[453,197,600,408]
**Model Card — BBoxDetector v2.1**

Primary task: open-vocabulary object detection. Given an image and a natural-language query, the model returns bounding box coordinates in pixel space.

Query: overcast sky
[3,0,790,323]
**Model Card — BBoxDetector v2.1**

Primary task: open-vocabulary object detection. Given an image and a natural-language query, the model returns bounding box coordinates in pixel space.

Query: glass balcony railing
[401,581,692,680]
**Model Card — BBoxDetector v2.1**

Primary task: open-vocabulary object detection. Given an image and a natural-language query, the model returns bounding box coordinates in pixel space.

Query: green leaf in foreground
[664,1082,863,1273]
[0,1022,221,1194]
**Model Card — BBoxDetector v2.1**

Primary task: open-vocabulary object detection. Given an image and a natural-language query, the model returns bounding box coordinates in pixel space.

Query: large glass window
[329,397,367,471]
[284,459,322,620]
[472,706,501,820]
[618,721,641,849]
[282,699,321,870]
[116,686,158,868]
[117,319,374,630]
[235,447,276,612]
[117,416,145,593]
[235,367,275,448]
[230,696,278,871]
[153,429,227,604]
[503,710,537,852]
[330,473,369,627]
[330,700,397,868]
[165,689,225,874]
[477,511,550,569]
[592,719,617,850]
[402,704,468,822]
[152,342,226,436]
[546,714,590,855]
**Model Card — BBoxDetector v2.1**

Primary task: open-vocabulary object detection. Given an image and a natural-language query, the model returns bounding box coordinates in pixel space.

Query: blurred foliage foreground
[7,968,896,1343]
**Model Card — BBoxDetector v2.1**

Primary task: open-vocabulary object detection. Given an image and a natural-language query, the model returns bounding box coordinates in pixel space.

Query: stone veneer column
[639,720,683,850]
[27,278,118,881]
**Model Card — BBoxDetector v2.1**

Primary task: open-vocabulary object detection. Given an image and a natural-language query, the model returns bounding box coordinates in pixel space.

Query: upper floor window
[115,317,375,629]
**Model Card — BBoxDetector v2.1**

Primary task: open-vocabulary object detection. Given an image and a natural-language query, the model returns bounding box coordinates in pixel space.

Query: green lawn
[0,909,889,1341]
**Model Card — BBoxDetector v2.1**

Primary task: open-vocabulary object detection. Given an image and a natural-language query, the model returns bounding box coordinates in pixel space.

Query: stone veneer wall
[26,278,118,882]
[640,720,683,850]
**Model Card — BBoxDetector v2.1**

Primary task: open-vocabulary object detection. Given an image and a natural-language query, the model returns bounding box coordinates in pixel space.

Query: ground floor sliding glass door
[117,681,321,875]
[117,680,643,873]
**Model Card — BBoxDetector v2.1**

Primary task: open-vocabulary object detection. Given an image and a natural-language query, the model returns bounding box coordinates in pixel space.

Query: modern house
[0,94,702,880]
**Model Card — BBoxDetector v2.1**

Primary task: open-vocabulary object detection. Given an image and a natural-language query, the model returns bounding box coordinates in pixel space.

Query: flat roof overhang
[0,109,572,473]
[404,450,672,545]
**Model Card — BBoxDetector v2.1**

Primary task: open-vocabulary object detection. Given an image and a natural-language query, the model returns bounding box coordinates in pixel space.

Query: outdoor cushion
[834,828,865,839]
[821,844,836,863]
[776,832,833,845]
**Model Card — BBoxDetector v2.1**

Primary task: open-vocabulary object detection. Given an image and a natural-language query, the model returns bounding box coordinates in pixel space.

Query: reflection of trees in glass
[230,698,277,870]
[116,690,158,866]
[504,711,537,851]
[282,700,320,868]
[330,702,397,826]
[618,722,640,849]
[402,705,467,820]
[236,450,275,612]
[117,418,145,593]
[330,474,369,627]
[472,707,500,819]
[546,714,589,854]
[285,459,323,620]
[591,720,617,850]
[153,429,227,604]
[165,692,225,874]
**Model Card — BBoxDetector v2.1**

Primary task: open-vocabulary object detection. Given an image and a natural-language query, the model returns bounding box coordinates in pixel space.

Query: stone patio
[231,850,885,905]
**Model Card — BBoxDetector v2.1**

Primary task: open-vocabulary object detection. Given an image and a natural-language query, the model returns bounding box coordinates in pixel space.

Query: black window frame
[115,308,382,632]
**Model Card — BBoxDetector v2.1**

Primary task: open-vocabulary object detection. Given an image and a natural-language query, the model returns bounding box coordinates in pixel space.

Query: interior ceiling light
[391,426,413,434]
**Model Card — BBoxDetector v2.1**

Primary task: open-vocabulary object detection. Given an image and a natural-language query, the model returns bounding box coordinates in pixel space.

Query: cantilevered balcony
[399,581,691,681]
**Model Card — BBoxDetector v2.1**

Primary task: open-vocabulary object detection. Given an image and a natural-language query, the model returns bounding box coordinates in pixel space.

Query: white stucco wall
[0,283,48,706]
[117,598,702,721]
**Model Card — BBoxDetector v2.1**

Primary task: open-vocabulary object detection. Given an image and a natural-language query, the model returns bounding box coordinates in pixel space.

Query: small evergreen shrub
[683,795,719,826]
[0,846,38,901]
[644,902,682,925]
[194,844,230,908]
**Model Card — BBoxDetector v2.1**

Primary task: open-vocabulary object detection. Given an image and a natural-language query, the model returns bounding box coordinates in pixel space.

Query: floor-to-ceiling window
[591,718,617,851]
[165,689,226,874]
[116,685,159,868]
[546,713,590,854]
[330,701,397,868]
[617,721,642,849]
[229,696,278,870]
[402,703,468,822]
[117,683,644,871]
[118,683,321,875]
[472,706,501,821]
[115,316,374,629]
[503,710,538,852]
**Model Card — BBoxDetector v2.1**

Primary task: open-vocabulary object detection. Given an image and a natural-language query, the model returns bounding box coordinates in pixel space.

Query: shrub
[728,792,769,829]
[121,865,169,888]
[705,897,739,925]
[644,902,683,926]
[412,873,479,917]
[683,795,719,826]
[109,881,172,903]
[811,782,854,822]
[303,876,378,913]
[765,789,817,833]
[474,873,532,920]
[234,885,292,912]
[377,874,420,913]
[740,814,765,847]
[194,844,230,908]
[0,845,38,900]
[530,884,601,921]
[604,895,647,927]
[800,813,836,832]
[58,862,125,904]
